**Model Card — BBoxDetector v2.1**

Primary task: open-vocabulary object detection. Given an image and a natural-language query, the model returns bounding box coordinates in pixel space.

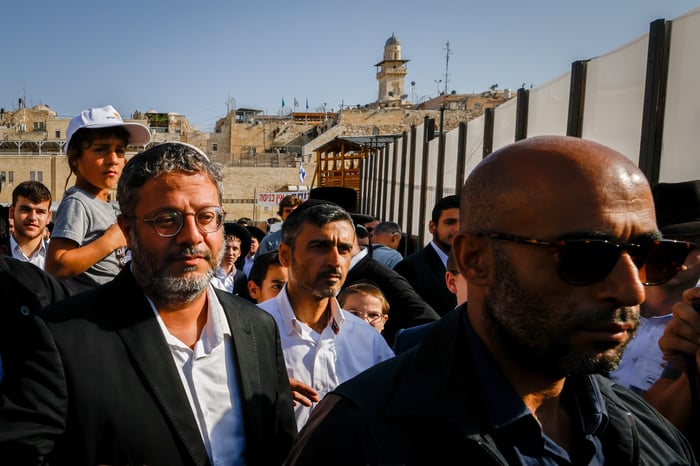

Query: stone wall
[0,154,316,224]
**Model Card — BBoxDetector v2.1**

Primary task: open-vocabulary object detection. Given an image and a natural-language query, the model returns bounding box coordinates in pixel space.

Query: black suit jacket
[394,244,456,317]
[287,307,697,465]
[0,266,296,466]
[344,253,439,346]
[0,255,69,378]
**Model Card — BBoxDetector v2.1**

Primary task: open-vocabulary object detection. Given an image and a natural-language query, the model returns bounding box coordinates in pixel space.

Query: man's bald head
[461,136,654,235]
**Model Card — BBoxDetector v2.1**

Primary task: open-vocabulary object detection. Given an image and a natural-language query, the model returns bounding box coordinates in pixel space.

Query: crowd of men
[0,134,698,465]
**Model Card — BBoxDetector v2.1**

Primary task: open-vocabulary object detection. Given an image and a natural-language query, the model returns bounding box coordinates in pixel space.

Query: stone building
[375,33,410,107]
[0,34,514,221]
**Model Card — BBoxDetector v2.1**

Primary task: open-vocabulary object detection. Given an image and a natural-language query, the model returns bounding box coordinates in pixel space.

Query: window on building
[38,171,43,183]
[30,171,35,181]
[8,171,13,183]
[56,130,61,138]
[212,143,218,152]
[474,103,482,110]
[34,121,45,130]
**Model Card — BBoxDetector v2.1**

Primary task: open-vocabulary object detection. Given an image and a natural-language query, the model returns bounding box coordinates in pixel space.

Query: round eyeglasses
[137,206,225,238]
[349,310,385,324]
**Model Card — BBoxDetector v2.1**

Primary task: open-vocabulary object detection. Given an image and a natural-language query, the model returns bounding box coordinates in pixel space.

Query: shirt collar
[463,316,608,435]
[274,285,346,337]
[10,235,48,259]
[350,246,368,270]
[429,240,449,267]
[147,285,231,353]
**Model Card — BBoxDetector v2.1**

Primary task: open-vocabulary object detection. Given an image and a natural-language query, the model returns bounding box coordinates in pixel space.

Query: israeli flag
[299,162,307,184]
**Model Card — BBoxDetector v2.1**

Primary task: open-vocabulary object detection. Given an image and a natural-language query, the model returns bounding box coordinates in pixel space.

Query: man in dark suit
[394,194,460,316]
[286,135,697,465]
[0,142,296,465]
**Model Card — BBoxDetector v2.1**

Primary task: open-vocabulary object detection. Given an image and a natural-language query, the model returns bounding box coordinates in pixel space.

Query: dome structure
[385,33,400,46]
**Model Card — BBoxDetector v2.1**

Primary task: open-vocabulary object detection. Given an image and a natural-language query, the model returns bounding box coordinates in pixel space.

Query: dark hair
[277,195,304,217]
[64,126,131,190]
[431,194,460,224]
[12,180,52,205]
[117,142,223,218]
[248,251,283,286]
[281,201,353,248]
[237,217,253,225]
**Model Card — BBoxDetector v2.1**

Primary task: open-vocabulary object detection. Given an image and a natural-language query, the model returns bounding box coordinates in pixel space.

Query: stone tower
[375,33,409,107]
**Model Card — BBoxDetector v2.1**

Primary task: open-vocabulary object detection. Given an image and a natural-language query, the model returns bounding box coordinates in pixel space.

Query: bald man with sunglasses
[287,136,696,465]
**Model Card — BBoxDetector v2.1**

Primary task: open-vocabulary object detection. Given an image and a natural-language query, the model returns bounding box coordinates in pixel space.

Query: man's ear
[247,281,260,302]
[278,243,292,268]
[452,233,490,286]
[445,271,459,296]
[117,214,133,249]
[428,220,437,235]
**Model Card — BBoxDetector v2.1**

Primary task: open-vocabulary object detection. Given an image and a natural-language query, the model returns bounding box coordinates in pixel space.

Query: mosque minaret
[375,33,409,107]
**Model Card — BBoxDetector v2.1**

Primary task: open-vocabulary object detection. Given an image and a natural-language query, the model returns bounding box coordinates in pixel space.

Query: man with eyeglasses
[0,142,297,465]
[286,135,696,465]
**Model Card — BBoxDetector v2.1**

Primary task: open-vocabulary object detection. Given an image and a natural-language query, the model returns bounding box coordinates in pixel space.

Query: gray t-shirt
[52,186,124,294]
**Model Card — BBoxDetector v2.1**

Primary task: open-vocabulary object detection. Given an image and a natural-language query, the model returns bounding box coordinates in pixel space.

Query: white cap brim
[64,105,152,153]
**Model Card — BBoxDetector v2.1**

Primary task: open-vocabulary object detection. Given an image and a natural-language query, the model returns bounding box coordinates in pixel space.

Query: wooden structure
[313,135,398,203]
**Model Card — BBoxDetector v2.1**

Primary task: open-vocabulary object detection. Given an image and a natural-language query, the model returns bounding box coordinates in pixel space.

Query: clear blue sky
[2,0,698,132]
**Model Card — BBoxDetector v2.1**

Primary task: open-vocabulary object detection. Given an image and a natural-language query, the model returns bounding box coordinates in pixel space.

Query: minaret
[375,33,409,106]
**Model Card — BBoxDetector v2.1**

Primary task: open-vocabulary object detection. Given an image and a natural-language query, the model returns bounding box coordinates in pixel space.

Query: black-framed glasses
[475,232,694,286]
[138,206,225,238]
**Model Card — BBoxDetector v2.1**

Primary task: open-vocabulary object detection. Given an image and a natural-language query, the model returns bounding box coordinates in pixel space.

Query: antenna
[443,41,451,95]
[226,95,236,114]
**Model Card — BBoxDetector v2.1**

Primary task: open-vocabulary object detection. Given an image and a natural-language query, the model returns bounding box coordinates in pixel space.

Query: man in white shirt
[242,225,265,277]
[9,181,52,270]
[0,142,296,465]
[210,223,250,296]
[258,199,394,430]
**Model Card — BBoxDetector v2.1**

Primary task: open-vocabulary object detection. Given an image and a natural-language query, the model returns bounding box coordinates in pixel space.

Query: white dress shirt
[149,285,246,466]
[258,285,394,429]
[210,266,240,294]
[10,235,49,270]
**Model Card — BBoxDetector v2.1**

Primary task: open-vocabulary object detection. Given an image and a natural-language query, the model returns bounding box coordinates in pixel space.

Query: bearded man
[0,142,296,466]
[286,136,697,465]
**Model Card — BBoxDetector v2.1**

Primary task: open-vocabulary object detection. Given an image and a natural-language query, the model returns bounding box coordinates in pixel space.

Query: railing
[360,7,700,249]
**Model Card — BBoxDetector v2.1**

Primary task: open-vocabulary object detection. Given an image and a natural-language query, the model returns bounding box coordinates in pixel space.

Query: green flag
[282,97,285,107]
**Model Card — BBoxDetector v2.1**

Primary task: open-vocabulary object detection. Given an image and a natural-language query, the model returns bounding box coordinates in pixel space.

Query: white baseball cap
[64,105,151,153]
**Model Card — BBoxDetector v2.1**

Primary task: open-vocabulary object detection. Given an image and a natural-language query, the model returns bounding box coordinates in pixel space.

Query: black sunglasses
[476,232,694,286]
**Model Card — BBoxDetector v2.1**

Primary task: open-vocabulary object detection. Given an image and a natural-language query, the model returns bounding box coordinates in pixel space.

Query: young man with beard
[0,142,297,466]
[394,194,460,316]
[286,136,697,465]
[257,200,394,430]
[9,180,52,270]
